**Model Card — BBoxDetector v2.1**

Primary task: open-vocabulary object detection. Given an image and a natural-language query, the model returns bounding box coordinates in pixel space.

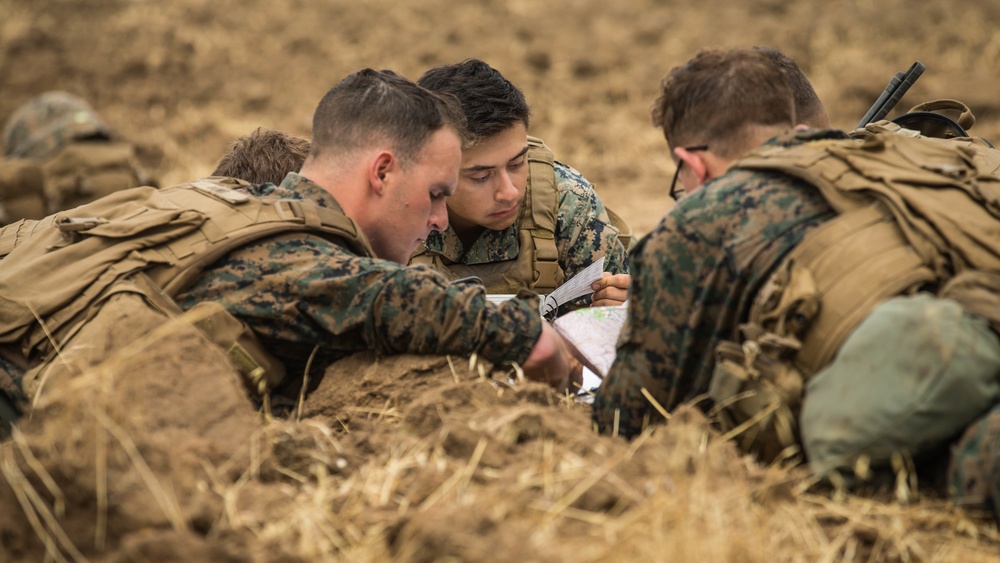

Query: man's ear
[674,146,710,187]
[367,151,394,197]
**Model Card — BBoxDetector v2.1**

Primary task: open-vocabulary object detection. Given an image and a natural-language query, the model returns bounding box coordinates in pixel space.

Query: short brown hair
[651,48,795,158]
[213,128,310,185]
[752,46,831,129]
[310,69,468,166]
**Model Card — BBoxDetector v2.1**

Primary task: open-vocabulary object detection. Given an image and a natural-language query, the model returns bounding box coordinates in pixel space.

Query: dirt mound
[5,335,998,561]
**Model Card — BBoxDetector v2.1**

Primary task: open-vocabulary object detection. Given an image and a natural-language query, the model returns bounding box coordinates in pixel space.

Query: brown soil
[2,0,1000,561]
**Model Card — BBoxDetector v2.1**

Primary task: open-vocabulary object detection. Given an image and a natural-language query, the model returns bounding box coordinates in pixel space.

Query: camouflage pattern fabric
[593,130,842,437]
[175,172,543,397]
[422,161,628,308]
[3,91,113,160]
[949,403,1000,514]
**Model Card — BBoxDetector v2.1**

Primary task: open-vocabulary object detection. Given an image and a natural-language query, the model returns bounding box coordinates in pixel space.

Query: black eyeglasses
[669,144,708,201]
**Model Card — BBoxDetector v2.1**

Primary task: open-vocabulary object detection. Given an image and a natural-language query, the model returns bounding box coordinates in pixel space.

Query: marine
[413,59,631,311]
[595,47,1000,518]
[0,91,156,224]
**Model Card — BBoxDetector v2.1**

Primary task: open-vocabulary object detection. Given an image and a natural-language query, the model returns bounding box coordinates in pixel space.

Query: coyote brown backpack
[0,177,372,427]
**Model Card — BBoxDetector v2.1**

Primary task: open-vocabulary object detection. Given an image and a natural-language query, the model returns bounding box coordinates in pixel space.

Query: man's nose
[429,199,449,232]
[495,170,519,203]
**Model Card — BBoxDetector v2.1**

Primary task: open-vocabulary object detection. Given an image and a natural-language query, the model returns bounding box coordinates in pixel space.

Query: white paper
[539,257,605,317]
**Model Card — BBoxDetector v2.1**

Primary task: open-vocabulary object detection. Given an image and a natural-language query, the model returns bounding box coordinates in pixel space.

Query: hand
[591,272,630,307]
[522,323,576,393]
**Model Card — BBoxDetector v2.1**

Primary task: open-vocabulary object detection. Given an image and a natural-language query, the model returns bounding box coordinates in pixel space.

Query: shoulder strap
[145,180,373,296]
[521,136,564,292]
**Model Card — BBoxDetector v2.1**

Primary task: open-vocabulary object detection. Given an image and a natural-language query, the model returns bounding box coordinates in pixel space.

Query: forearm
[362,268,542,365]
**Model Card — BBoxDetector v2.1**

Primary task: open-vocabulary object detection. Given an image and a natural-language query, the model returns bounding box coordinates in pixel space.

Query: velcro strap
[190,180,251,204]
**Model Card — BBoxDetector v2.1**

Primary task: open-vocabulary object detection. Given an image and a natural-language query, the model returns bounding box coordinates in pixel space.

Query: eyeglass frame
[669,144,709,201]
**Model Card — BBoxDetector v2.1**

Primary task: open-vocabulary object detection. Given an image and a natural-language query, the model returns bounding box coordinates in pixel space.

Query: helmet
[3,91,113,160]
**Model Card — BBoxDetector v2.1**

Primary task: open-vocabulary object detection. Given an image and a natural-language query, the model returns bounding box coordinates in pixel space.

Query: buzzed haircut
[417,59,531,144]
[651,48,796,159]
[310,69,468,166]
[212,128,311,185]
[753,46,832,129]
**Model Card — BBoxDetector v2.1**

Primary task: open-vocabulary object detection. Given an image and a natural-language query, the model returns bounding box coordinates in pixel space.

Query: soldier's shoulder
[552,161,596,195]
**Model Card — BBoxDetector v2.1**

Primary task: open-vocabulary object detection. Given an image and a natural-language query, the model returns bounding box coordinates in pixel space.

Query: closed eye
[470,171,493,184]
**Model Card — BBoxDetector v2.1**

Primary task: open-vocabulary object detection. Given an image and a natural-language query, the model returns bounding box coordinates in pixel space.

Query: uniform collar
[424,223,521,265]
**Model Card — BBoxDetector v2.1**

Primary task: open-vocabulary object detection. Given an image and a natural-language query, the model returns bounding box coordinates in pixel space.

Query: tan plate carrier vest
[411,136,632,294]
[707,133,1000,462]
[0,177,372,404]
[0,140,155,225]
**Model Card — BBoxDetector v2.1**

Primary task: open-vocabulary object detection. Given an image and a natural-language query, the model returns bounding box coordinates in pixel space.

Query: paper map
[552,304,627,381]
[481,261,624,395]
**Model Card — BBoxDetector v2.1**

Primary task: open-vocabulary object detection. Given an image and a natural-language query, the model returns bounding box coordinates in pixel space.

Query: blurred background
[3,0,998,234]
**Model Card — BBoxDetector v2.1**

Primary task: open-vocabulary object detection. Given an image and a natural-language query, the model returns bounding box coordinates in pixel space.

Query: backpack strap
[521,136,564,292]
[146,181,372,296]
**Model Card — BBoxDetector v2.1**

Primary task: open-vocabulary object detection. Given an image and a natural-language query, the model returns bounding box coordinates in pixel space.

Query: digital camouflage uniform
[595,128,1000,516]
[594,130,839,436]
[175,172,543,400]
[1,91,154,224]
[950,405,1000,514]
[417,160,628,310]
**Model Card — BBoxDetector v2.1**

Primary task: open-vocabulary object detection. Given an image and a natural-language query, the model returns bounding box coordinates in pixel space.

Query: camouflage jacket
[421,161,628,308]
[594,130,843,437]
[175,172,543,395]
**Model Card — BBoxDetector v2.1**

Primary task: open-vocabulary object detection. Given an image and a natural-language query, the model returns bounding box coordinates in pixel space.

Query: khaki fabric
[41,140,156,213]
[734,133,1000,376]
[0,158,47,224]
[0,177,373,405]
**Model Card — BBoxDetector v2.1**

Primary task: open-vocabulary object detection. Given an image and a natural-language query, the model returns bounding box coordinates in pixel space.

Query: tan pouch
[710,338,804,464]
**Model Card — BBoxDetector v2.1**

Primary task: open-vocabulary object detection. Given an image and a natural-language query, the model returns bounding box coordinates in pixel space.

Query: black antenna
[856,61,925,129]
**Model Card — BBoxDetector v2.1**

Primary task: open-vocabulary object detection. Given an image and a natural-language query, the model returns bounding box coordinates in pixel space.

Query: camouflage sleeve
[948,403,1000,514]
[178,233,542,366]
[554,162,629,280]
[592,212,723,437]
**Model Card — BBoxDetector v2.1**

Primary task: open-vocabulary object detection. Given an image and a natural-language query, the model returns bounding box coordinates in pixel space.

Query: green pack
[801,294,1000,477]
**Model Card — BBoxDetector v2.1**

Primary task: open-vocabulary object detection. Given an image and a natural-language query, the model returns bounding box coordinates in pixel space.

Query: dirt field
[3,0,1000,561]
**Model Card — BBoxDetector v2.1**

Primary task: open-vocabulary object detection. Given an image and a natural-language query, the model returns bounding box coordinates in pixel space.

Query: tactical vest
[411,136,632,293]
[707,132,1000,462]
[410,136,564,293]
[0,140,155,225]
[42,140,156,213]
[0,177,372,407]
[0,158,47,225]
